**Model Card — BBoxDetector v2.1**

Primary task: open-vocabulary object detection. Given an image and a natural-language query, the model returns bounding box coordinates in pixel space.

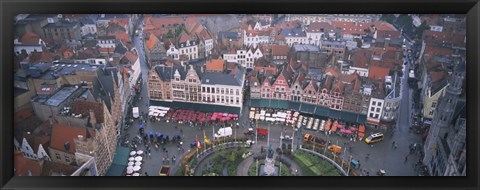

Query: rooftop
[43,20,78,29]
[280,28,306,37]
[29,62,100,80]
[202,69,244,86]
[50,123,95,155]
[292,44,320,52]
[37,86,82,107]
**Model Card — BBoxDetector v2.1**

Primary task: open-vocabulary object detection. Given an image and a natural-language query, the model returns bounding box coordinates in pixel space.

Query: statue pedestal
[263,157,276,176]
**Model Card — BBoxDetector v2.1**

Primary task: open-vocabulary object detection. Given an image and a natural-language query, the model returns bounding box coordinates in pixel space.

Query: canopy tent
[105,146,130,176]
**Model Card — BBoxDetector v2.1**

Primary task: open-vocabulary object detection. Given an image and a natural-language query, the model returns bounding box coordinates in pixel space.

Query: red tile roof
[71,99,104,123]
[24,51,57,63]
[20,32,41,45]
[324,66,340,78]
[351,49,372,68]
[306,22,334,33]
[99,48,115,54]
[14,151,42,176]
[262,44,289,56]
[178,31,193,43]
[331,21,370,35]
[376,30,401,39]
[206,58,224,71]
[371,21,397,31]
[14,108,34,125]
[123,51,139,64]
[368,65,390,80]
[429,70,448,83]
[145,33,160,51]
[41,160,78,176]
[149,16,185,29]
[114,33,131,43]
[50,124,95,155]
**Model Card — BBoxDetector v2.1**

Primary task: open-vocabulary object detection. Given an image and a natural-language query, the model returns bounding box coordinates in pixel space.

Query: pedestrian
[392,141,396,147]
[404,155,408,163]
[145,172,149,176]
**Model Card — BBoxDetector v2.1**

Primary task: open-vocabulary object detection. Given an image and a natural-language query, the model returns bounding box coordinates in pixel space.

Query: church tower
[423,60,465,175]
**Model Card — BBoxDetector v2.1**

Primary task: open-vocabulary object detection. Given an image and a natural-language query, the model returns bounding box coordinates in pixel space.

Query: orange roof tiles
[71,99,104,123]
[146,33,160,51]
[324,66,340,78]
[331,21,370,35]
[351,49,372,68]
[14,151,42,176]
[306,22,334,33]
[50,124,95,155]
[124,51,139,64]
[14,108,34,125]
[262,44,289,56]
[21,32,41,45]
[114,33,131,43]
[206,58,224,71]
[371,21,397,31]
[99,48,115,54]
[429,70,448,83]
[368,66,390,80]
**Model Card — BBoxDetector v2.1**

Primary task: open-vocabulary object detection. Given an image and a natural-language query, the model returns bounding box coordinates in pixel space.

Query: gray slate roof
[280,28,306,37]
[201,68,244,86]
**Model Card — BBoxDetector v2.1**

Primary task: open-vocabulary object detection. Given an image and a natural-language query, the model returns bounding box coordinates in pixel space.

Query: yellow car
[365,133,384,144]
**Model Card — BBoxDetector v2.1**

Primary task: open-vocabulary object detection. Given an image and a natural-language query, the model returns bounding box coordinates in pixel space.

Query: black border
[1,0,479,190]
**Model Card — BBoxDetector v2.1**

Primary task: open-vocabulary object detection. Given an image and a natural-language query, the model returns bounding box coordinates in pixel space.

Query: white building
[129,54,141,89]
[14,33,46,55]
[178,32,199,60]
[166,43,180,60]
[253,21,271,30]
[204,38,213,56]
[347,66,369,77]
[74,58,107,65]
[97,36,116,49]
[201,69,245,112]
[14,137,51,161]
[79,18,97,37]
[223,48,263,69]
[285,14,380,25]
[279,28,308,47]
[367,97,384,126]
[243,30,270,48]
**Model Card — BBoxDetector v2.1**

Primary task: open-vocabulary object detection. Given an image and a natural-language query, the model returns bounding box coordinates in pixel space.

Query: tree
[166,30,174,39]
[380,14,395,24]
[229,151,237,162]
[416,21,430,38]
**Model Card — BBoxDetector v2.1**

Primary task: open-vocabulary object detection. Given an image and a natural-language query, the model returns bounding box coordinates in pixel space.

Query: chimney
[77,135,84,141]
[89,109,96,126]
[384,38,390,49]
[64,141,71,152]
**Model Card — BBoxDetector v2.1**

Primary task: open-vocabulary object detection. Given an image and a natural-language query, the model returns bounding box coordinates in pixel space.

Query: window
[432,102,437,108]
[376,108,380,112]
[374,114,379,118]
[377,102,382,106]
[371,107,374,111]
[372,101,376,105]
[55,153,61,160]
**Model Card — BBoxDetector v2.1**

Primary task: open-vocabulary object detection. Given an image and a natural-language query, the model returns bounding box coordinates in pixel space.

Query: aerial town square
[13,14,466,176]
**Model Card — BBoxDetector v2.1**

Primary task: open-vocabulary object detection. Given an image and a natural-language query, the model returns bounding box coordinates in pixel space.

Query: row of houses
[147,59,245,113]
[13,14,140,176]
